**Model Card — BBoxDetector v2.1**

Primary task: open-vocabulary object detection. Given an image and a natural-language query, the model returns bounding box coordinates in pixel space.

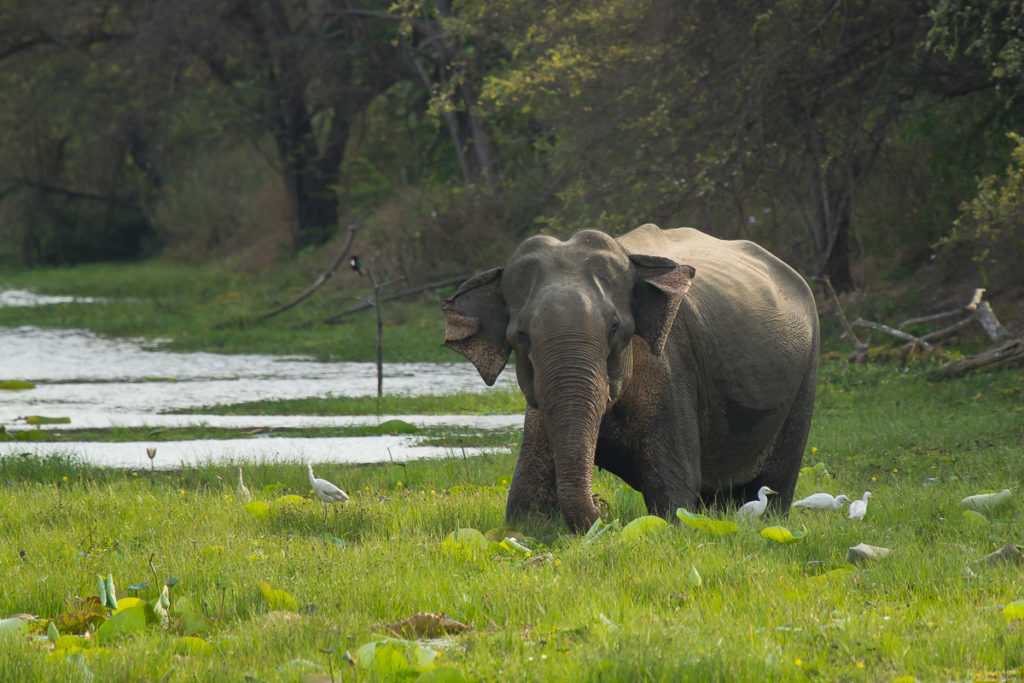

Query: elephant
[441,224,819,532]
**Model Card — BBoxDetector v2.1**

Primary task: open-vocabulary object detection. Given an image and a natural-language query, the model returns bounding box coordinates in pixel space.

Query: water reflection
[0,325,520,468]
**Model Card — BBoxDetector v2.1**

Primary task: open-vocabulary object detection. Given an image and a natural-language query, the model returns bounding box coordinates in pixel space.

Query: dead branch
[930,337,1024,379]
[919,315,974,343]
[819,276,868,363]
[256,219,362,322]
[323,274,468,324]
[974,301,1010,341]
[853,318,931,348]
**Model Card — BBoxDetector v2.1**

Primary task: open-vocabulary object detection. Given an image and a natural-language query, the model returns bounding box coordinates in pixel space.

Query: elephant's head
[441,229,695,532]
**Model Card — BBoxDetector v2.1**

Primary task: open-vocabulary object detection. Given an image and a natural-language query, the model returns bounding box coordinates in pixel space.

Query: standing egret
[848,491,871,520]
[791,492,850,511]
[237,466,251,503]
[737,486,778,519]
[308,463,349,522]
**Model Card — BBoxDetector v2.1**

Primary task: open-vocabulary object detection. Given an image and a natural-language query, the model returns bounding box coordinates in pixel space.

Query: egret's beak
[768,488,779,495]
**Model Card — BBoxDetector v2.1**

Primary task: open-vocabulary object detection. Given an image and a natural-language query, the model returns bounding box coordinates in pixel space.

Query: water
[0,323,521,468]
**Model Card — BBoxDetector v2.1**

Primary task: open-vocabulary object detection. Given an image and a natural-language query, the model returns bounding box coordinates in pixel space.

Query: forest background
[1,0,1023,310]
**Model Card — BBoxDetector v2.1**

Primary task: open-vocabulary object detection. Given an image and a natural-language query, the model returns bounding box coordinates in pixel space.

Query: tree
[157,0,401,250]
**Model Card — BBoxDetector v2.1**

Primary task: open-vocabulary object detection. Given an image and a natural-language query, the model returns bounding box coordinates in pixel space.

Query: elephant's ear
[630,254,695,356]
[441,268,511,385]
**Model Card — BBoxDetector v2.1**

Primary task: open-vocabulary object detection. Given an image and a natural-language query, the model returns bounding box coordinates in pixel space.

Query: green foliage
[939,132,1024,285]
[1,360,1023,679]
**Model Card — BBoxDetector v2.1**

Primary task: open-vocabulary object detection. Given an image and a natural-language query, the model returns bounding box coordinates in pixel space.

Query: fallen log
[930,336,1024,379]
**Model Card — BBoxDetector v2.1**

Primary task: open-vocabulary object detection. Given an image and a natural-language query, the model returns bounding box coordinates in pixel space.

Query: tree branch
[256,219,362,322]
[323,275,469,324]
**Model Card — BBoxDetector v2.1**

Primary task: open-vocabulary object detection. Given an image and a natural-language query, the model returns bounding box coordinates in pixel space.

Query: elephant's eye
[608,322,620,339]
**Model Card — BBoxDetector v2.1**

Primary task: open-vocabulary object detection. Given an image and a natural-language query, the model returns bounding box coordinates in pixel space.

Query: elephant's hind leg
[757,354,818,512]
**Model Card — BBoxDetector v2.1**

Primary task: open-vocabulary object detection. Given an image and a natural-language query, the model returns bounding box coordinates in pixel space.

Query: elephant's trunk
[532,332,607,533]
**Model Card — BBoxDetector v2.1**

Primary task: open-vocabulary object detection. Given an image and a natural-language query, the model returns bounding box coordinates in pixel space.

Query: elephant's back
[618,224,817,338]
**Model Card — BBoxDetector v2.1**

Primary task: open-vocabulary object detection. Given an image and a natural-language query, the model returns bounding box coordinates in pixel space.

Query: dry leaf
[846,543,891,564]
[377,612,471,638]
[984,543,1024,565]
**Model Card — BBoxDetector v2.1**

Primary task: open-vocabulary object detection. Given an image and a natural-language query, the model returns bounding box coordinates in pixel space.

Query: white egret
[237,466,251,503]
[737,486,777,519]
[308,463,349,521]
[848,491,871,520]
[791,492,850,511]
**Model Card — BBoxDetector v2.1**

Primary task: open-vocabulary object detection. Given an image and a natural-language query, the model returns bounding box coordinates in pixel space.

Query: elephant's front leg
[637,414,702,518]
[506,408,559,522]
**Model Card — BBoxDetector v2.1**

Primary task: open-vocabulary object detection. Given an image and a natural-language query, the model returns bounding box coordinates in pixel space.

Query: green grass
[0,261,457,362]
[173,388,527,416]
[1,424,522,449]
[2,361,1023,680]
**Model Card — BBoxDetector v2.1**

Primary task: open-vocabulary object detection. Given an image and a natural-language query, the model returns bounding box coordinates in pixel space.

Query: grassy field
[0,261,454,362]
[2,360,1023,681]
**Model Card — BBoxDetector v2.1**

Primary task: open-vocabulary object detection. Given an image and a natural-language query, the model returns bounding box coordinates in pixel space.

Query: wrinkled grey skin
[442,224,819,533]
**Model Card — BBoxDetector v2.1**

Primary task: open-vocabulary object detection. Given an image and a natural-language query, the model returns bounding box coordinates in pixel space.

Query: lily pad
[274,494,308,507]
[442,528,488,554]
[0,616,29,639]
[0,380,35,390]
[244,500,271,519]
[94,605,146,642]
[25,415,70,425]
[257,581,298,612]
[1003,600,1024,622]
[676,508,739,536]
[174,636,213,655]
[760,526,806,543]
[960,489,1012,511]
[114,597,144,612]
[962,509,989,526]
[619,515,667,540]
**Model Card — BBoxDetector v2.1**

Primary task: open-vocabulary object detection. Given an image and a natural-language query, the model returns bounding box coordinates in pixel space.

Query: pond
[0,324,520,468]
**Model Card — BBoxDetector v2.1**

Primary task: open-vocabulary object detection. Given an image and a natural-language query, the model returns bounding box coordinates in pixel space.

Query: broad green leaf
[53,635,88,651]
[257,581,298,611]
[413,645,439,672]
[417,667,472,683]
[960,489,1012,511]
[275,494,308,507]
[962,509,989,526]
[807,567,855,581]
[583,517,616,542]
[0,380,35,390]
[675,508,739,536]
[174,636,213,655]
[686,565,702,588]
[244,500,271,519]
[372,645,413,676]
[126,582,149,592]
[180,607,215,637]
[1003,600,1024,622]
[760,526,806,543]
[114,597,143,612]
[501,536,532,556]
[104,574,118,610]
[47,621,59,643]
[0,617,29,639]
[354,641,378,669]
[619,515,667,540]
[94,605,146,642]
[96,575,107,610]
[25,415,70,424]
[442,528,488,554]
[261,483,286,497]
